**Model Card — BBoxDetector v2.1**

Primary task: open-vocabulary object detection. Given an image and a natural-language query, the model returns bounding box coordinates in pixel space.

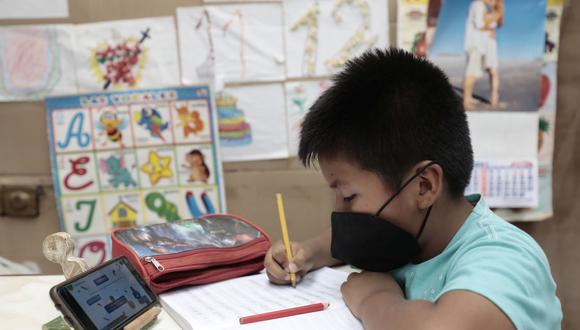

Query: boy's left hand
[341,271,403,318]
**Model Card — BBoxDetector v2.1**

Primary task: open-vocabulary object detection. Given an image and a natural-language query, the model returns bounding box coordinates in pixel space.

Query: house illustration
[108,201,137,228]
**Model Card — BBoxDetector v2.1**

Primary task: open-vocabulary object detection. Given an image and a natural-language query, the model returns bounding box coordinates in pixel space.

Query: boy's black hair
[299,48,473,197]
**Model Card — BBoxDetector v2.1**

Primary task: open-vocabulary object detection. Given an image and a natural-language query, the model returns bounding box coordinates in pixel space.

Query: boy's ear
[415,161,443,210]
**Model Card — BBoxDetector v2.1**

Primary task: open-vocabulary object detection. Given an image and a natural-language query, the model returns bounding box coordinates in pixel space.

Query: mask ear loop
[374,161,437,217]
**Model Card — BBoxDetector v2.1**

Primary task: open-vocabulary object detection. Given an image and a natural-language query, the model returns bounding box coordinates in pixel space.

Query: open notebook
[159,267,363,330]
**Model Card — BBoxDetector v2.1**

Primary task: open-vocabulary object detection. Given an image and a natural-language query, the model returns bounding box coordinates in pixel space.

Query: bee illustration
[97,110,128,147]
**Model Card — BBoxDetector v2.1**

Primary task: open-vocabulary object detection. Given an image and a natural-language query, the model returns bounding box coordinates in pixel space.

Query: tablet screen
[59,257,156,330]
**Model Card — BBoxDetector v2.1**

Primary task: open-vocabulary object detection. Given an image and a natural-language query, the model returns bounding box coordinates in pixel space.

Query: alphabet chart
[46,85,226,267]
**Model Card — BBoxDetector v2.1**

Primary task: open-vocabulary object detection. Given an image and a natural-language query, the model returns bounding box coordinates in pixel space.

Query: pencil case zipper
[139,237,269,277]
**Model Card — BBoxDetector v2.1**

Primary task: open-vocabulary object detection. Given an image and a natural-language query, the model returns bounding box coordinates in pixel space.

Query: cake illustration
[216,91,253,147]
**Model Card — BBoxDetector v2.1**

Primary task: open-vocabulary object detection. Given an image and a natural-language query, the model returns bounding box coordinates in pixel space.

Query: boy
[264,49,562,329]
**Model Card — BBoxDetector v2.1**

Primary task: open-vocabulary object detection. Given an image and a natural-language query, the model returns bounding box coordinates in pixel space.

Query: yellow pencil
[276,193,297,287]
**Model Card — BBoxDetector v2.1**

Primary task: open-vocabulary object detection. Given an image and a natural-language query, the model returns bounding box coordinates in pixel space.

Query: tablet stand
[42,232,88,279]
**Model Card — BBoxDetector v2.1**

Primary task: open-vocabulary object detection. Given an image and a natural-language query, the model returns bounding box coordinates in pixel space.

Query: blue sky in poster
[429,0,546,60]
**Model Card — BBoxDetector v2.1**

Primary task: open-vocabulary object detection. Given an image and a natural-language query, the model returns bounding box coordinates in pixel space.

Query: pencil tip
[323,302,330,308]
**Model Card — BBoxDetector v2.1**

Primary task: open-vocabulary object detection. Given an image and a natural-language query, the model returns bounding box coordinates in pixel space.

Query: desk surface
[0,266,356,329]
[0,275,181,330]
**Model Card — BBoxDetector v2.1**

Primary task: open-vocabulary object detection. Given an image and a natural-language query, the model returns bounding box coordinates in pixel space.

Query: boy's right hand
[264,240,314,285]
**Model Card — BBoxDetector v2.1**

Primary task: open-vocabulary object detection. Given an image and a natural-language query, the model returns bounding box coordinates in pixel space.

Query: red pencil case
[111,214,271,294]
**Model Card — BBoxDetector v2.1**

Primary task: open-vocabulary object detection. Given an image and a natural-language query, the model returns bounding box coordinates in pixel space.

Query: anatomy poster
[73,17,180,93]
[46,86,226,268]
[215,83,288,162]
[177,4,286,84]
[284,0,388,78]
[285,80,331,156]
[0,24,78,101]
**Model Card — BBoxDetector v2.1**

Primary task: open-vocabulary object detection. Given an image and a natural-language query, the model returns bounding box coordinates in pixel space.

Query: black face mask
[330,162,436,272]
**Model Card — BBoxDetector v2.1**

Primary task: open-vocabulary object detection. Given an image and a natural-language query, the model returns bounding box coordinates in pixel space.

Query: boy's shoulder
[437,195,562,330]
[453,195,546,262]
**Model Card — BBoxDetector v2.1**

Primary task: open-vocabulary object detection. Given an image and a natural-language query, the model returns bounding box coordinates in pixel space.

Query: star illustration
[140,151,173,186]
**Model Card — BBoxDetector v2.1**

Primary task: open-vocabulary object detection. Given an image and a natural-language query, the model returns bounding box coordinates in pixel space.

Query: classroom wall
[0,0,578,328]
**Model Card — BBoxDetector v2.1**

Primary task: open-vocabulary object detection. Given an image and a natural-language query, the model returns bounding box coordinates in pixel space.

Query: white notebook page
[159,267,363,330]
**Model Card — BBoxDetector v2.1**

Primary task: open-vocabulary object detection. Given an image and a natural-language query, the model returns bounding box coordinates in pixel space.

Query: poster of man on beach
[427,0,545,111]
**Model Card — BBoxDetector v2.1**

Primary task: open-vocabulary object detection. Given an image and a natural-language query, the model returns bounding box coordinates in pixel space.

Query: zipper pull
[144,256,165,272]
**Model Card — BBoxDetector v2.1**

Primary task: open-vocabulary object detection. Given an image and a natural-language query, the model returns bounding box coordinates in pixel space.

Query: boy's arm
[342,272,514,330]
[360,290,514,330]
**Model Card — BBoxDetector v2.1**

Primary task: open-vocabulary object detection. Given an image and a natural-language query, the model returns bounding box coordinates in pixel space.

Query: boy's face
[319,155,421,235]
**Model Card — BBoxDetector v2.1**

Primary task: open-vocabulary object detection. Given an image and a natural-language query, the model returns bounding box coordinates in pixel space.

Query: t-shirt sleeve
[436,239,561,330]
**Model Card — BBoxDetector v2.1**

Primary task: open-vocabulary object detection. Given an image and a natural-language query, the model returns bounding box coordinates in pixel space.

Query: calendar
[465,160,538,208]
[45,86,226,267]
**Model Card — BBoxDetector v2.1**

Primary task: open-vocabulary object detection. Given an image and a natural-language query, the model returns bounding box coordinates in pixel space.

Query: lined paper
[160,267,362,330]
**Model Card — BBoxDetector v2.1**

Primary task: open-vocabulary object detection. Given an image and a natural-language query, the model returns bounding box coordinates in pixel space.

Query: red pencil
[239,302,330,325]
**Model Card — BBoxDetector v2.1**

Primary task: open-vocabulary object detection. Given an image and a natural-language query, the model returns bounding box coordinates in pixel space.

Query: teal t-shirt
[392,194,562,330]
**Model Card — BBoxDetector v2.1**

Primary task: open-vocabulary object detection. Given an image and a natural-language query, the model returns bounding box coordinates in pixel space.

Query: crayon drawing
[214,84,288,162]
[177,4,286,84]
[91,28,151,90]
[0,24,77,101]
[284,0,389,78]
[74,17,179,93]
[285,80,331,156]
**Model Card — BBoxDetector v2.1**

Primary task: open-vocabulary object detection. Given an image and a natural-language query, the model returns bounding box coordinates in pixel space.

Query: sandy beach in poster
[430,56,543,111]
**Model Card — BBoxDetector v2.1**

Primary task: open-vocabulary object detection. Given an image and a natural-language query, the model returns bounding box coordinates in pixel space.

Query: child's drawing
[215,84,288,162]
[285,80,331,156]
[177,4,285,84]
[0,24,77,101]
[285,0,388,78]
[91,28,151,90]
[74,17,179,93]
